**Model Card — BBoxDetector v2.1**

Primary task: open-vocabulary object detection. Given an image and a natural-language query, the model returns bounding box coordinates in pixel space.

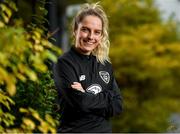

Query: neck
[74,47,91,55]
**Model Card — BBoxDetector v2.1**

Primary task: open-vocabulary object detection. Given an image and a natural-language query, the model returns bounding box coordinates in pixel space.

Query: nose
[87,32,94,40]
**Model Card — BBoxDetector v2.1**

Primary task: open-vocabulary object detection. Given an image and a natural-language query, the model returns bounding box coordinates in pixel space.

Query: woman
[53,3,123,133]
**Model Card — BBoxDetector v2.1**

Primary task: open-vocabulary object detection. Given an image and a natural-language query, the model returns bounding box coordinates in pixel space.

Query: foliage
[88,0,180,132]
[13,70,60,123]
[110,24,180,132]
[0,0,61,133]
[100,0,162,41]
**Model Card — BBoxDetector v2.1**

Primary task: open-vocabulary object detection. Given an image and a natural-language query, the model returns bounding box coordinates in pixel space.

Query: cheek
[79,32,88,39]
[96,37,102,43]
[75,31,86,40]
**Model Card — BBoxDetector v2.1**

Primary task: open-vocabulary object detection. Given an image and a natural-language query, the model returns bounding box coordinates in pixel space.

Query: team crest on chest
[99,71,110,84]
[86,84,102,95]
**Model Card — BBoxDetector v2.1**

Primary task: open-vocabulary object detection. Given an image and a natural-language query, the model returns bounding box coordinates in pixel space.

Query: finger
[71,85,82,89]
[73,82,80,84]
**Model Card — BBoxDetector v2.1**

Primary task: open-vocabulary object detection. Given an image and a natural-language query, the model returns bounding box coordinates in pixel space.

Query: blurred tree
[88,0,180,132]
[0,0,61,132]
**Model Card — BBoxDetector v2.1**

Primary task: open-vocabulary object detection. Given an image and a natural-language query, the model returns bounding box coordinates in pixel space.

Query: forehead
[79,15,102,30]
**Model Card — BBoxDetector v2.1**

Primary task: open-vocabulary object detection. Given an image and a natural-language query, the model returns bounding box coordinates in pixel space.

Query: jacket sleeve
[80,72,123,118]
[104,76,123,117]
[53,58,84,110]
[53,58,123,117]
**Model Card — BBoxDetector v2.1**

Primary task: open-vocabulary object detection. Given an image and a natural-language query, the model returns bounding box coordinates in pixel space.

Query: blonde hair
[72,2,110,64]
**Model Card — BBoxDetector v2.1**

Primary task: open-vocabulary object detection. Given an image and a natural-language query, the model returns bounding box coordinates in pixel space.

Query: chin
[82,48,91,53]
[85,47,94,51]
[79,47,91,53]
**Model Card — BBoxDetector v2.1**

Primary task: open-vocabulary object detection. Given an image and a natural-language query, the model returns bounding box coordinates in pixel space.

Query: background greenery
[0,0,61,132]
[95,0,180,132]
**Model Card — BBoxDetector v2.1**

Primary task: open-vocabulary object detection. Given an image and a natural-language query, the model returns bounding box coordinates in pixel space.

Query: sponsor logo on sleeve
[99,71,110,84]
[86,84,102,95]
[79,75,86,81]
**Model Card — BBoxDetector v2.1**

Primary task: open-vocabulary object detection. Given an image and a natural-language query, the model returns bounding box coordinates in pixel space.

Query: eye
[81,27,89,33]
[95,31,102,36]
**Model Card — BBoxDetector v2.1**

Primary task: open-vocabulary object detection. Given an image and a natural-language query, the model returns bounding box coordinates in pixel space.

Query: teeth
[84,41,94,45]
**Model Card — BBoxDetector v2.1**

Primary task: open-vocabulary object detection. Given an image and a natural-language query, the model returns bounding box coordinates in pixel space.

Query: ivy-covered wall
[0,0,61,132]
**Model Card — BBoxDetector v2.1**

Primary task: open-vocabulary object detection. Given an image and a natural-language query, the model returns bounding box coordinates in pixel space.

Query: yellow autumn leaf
[0,21,5,28]
[38,122,49,133]
[6,75,16,96]
[22,118,35,130]
[32,35,40,44]
[33,62,47,72]
[45,114,55,126]
[42,50,57,62]
[19,108,29,113]
[33,31,41,39]
[26,70,37,81]
[0,91,14,110]
[30,110,42,122]
[0,67,6,80]
[1,12,9,23]
[6,82,16,96]
[16,72,26,82]
[34,44,44,51]
[0,4,12,18]
[0,4,6,11]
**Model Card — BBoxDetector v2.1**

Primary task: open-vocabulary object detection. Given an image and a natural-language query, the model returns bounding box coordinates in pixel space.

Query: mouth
[83,40,95,45]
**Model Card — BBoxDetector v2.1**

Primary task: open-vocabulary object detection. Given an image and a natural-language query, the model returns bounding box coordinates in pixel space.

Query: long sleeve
[53,58,123,118]
[78,73,123,118]
[104,77,123,117]
[53,58,83,110]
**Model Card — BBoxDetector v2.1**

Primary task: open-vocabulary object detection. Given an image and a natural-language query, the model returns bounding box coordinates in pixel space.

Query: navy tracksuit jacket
[53,47,123,133]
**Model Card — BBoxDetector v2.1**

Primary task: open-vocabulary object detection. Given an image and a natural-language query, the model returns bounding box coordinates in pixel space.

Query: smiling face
[74,15,103,55]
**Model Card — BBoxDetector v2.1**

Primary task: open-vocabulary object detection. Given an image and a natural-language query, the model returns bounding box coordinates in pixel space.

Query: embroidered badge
[79,75,86,81]
[86,84,102,95]
[99,71,110,84]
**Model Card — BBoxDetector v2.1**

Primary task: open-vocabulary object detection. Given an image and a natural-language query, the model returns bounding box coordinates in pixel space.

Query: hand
[71,82,85,93]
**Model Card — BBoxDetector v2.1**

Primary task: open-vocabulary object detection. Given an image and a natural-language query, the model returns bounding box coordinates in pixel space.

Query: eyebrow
[81,26,102,32]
